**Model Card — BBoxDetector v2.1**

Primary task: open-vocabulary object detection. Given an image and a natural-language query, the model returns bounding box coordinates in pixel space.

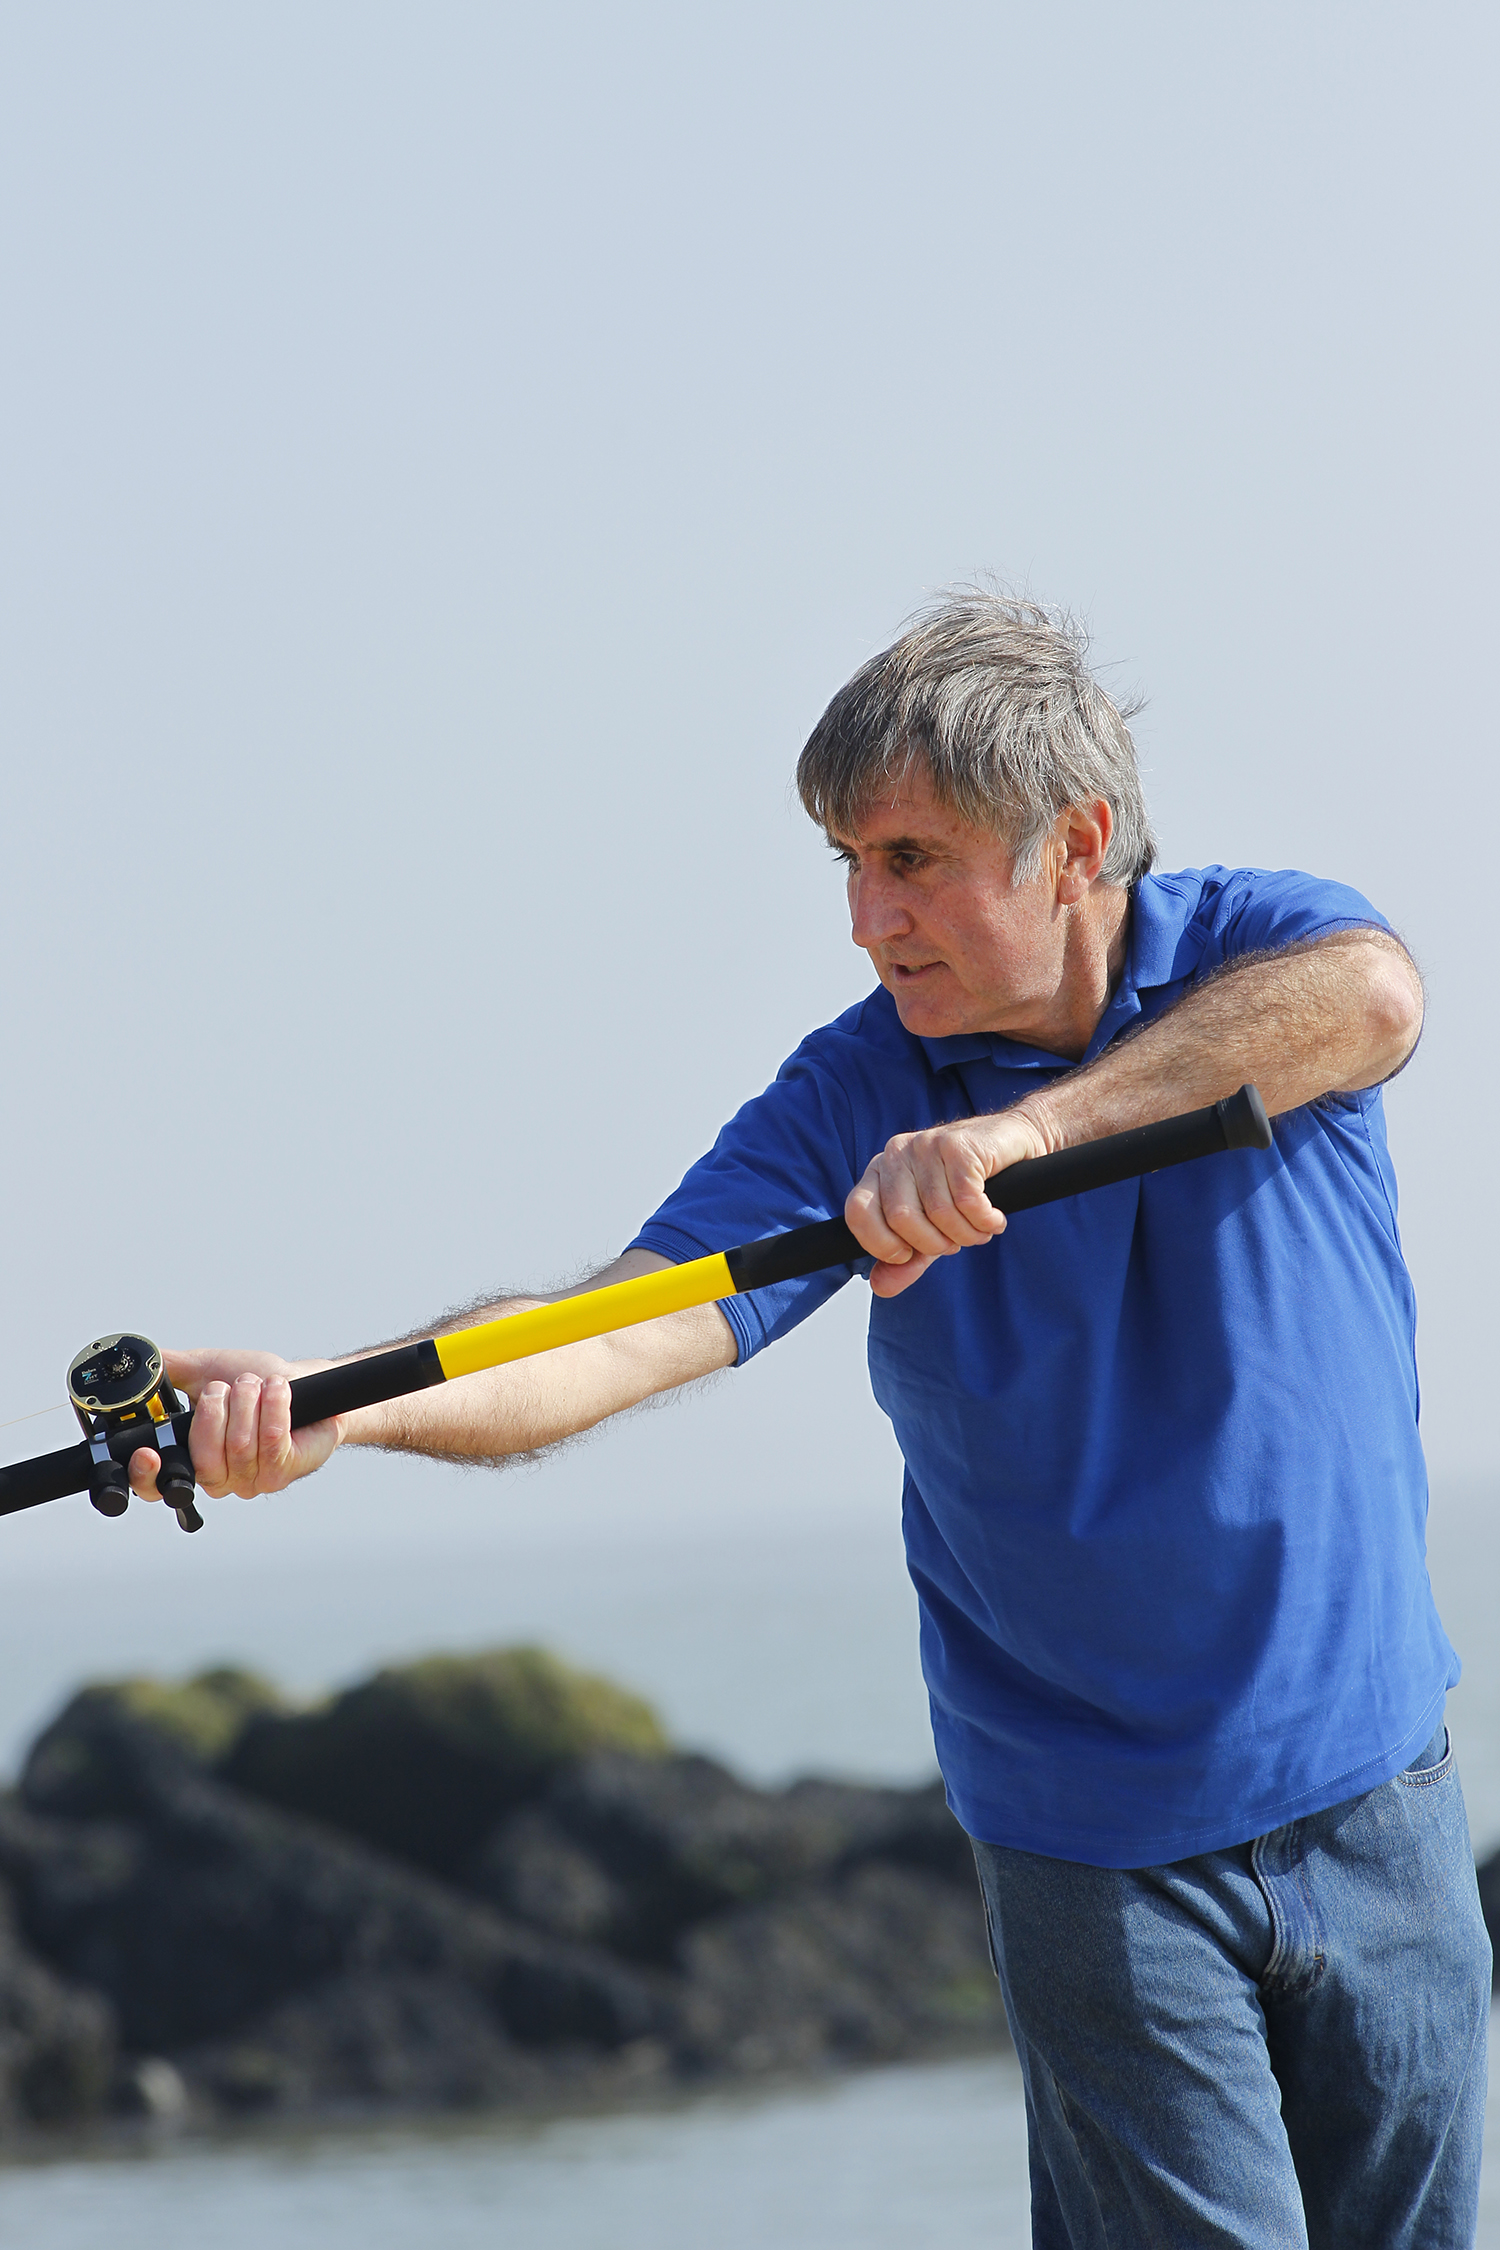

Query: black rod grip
[987,1084,1271,1215]
[725,1085,1271,1294]
[0,1440,96,1518]
[288,1339,446,1427]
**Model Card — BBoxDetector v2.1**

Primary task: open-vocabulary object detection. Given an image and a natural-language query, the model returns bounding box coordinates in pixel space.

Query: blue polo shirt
[630,867,1455,1866]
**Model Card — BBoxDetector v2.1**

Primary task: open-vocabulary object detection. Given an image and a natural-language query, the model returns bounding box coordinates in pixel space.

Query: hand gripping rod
[0,1086,1271,1520]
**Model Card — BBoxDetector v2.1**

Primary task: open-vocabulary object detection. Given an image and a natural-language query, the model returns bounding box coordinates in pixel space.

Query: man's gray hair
[797,591,1157,887]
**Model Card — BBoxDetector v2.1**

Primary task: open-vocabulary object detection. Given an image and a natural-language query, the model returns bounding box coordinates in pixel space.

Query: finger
[251,1376,297,1493]
[847,1148,961,1264]
[861,1153,966,1262]
[845,1172,922,1264]
[126,1446,164,1502]
[190,1382,232,1498]
[937,1141,1012,1235]
[905,1143,1005,1250]
[223,1374,265,1496]
[869,1252,938,1300]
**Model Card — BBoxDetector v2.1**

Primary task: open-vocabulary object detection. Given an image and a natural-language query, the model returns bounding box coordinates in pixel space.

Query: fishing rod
[0,1086,1272,1535]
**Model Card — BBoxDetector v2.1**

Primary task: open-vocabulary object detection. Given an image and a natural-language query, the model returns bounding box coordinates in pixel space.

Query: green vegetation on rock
[20,1666,291,1821]
[222,1645,669,1876]
[92,1667,289,1762]
[357,1647,668,1771]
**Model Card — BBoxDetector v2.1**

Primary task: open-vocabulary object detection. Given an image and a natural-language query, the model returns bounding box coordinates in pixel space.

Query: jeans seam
[1047,2057,1124,2250]
[1381,1949,1491,2234]
[970,1844,1002,1981]
[1291,1849,1327,1986]
[1253,1826,1327,1996]
[1251,1831,1293,1988]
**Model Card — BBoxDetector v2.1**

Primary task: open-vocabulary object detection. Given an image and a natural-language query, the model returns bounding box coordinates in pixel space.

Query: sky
[0,3,1495,1772]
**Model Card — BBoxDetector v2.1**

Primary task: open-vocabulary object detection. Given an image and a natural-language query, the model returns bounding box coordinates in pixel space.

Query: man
[140,595,1487,2247]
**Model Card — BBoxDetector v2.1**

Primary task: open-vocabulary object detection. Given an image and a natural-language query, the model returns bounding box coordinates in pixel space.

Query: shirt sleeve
[1188,867,1400,1114]
[1196,866,1392,969]
[627,1033,871,1365]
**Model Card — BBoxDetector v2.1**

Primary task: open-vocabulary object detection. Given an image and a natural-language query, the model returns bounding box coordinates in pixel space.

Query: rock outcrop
[0,1652,1003,2131]
[221,1647,669,1876]
[0,1886,115,2131]
[469,1750,974,1957]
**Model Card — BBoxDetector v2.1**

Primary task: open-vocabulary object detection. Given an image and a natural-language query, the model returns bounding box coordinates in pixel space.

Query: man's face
[830,765,1074,1045]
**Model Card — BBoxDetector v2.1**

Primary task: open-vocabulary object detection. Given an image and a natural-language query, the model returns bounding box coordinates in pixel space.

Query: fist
[844,1108,1052,1297]
[125,1347,342,1504]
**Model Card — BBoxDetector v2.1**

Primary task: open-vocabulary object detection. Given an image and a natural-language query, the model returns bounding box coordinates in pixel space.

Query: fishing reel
[66,1334,202,1533]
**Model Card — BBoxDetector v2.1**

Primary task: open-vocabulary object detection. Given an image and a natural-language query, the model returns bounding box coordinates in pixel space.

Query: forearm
[343,1306,737,1462]
[336,1251,738,1463]
[1017,930,1423,1152]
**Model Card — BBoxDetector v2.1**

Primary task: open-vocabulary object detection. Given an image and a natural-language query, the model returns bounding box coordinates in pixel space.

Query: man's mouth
[888,960,943,982]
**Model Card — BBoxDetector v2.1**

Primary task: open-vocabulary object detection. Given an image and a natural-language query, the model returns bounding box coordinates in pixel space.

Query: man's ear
[1056,801,1113,902]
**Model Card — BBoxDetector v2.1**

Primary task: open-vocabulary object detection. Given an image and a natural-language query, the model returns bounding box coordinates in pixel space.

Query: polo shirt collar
[915,871,1203,1075]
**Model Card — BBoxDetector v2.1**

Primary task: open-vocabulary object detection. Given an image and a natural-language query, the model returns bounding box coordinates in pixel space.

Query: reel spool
[66,1334,202,1532]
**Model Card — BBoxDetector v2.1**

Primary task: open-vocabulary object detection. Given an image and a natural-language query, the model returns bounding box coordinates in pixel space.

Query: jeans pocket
[1395,1726,1454,1790]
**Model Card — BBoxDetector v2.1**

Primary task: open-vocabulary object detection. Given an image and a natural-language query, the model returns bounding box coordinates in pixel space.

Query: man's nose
[848,870,913,949]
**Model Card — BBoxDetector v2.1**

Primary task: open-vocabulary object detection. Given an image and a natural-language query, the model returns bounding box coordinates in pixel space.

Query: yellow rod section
[433,1251,736,1381]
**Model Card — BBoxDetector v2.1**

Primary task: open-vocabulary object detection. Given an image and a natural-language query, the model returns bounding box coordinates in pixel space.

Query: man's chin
[886,983,969,1039]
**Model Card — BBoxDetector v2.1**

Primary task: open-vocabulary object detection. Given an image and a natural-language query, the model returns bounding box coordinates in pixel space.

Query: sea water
[3,2042,1500,2250]
[0,2058,1033,2250]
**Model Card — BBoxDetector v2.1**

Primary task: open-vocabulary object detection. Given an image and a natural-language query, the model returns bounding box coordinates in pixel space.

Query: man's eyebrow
[834,831,944,856]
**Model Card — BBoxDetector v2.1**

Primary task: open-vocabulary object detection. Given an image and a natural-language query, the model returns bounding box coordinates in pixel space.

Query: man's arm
[846,929,1424,1297]
[131,1249,738,1503]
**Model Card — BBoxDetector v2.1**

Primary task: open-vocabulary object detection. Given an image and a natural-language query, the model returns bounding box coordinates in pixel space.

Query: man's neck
[1009,885,1132,1063]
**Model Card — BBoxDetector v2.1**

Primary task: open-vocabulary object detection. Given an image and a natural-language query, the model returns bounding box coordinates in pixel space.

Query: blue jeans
[971,1728,1491,2248]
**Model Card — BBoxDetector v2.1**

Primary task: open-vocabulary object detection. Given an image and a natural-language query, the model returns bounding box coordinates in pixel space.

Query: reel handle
[88,1458,130,1519]
[156,1445,203,1533]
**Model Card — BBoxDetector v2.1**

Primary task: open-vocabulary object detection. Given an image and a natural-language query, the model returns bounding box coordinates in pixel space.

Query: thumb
[161,1348,218,1403]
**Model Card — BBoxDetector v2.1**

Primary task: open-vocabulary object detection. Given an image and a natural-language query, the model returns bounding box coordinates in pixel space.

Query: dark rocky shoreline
[10,1650,1494,2152]
[0,1651,1005,2142]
